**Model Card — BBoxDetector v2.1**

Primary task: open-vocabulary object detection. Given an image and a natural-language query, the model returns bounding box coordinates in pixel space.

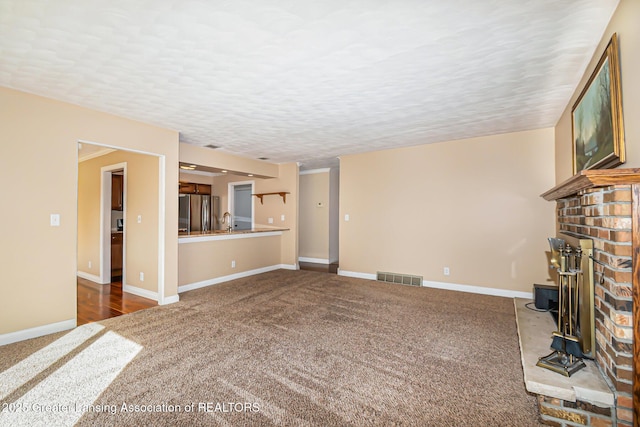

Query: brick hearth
[537,170,640,426]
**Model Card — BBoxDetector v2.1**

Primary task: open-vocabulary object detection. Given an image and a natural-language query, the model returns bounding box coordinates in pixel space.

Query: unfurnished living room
[1,1,639,426]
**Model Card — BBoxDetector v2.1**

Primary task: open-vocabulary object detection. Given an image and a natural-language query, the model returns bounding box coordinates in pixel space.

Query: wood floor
[77,277,157,325]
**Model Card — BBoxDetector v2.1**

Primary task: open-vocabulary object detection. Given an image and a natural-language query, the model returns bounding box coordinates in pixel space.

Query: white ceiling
[0,0,619,169]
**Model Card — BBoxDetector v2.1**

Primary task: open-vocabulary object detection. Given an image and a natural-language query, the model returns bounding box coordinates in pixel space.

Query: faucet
[222,212,233,232]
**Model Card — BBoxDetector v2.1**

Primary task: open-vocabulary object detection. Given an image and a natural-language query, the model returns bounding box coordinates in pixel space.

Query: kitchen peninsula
[177,143,299,295]
[178,227,292,293]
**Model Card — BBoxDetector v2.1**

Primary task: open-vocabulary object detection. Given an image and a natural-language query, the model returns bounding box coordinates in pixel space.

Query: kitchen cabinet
[112,174,123,211]
[111,232,123,280]
[179,182,211,195]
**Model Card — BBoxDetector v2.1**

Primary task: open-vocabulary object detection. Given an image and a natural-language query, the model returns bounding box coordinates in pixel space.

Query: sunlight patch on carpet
[0,323,104,400]
[0,331,141,426]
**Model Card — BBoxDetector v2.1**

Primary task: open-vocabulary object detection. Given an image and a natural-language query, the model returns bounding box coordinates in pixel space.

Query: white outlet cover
[268,217,273,224]
[137,215,142,223]
[50,213,60,226]
[280,214,285,221]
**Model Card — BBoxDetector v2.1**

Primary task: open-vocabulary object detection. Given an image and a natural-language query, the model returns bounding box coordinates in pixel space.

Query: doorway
[77,142,164,323]
[98,162,127,284]
[110,169,124,282]
[229,181,254,230]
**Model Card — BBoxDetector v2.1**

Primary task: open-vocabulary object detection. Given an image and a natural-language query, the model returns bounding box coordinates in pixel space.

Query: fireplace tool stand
[537,238,586,377]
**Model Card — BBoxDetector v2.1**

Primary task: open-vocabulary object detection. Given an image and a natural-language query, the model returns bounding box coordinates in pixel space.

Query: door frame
[228,180,255,230]
[100,163,127,285]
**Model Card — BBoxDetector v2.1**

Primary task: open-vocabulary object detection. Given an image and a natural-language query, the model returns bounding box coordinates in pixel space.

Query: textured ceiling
[0,0,619,169]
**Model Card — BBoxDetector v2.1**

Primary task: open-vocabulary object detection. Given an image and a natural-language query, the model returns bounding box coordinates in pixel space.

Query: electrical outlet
[88,261,92,269]
[268,217,273,224]
[344,214,350,221]
[231,260,236,268]
[137,215,142,223]
[280,214,285,221]
[139,272,144,281]
[444,267,450,276]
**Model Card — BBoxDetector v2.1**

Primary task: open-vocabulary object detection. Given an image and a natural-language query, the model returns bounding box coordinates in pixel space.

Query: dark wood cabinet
[112,174,123,211]
[111,232,123,280]
[179,182,196,194]
[179,182,211,195]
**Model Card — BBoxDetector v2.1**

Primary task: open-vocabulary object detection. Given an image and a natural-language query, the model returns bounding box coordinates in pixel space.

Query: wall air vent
[376,272,423,287]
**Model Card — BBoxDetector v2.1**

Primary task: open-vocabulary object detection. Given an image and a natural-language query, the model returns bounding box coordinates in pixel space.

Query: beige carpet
[1,270,542,426]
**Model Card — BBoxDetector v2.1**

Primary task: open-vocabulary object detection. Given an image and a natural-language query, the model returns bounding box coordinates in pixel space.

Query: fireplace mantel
[541,168,640,201]
[540,168,640,426]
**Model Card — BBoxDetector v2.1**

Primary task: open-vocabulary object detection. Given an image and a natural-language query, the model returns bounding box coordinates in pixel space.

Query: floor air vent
[377,272,423,287]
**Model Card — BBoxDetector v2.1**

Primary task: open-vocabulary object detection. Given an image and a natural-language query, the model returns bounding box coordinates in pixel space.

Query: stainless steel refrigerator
[179,194,219,234]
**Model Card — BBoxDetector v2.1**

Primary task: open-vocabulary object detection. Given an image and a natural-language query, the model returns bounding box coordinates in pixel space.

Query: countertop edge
[179,229,288,243]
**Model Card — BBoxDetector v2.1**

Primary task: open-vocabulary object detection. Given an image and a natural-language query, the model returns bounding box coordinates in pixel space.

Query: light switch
[137,215,142,223]
[344,214,350,222]
[50,214,60,227]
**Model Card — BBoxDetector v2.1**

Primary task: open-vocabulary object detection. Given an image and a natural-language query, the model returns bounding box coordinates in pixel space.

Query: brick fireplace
[539,169,640,426]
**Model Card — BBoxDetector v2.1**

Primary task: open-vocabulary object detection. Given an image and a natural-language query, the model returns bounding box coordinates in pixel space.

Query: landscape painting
[572,33,625,174]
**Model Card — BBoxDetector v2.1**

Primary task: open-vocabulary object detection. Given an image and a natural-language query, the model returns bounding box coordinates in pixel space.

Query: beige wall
[299,170,331,260]
[555,0,640,182]
[179,236,282,286]
[179,171,216,186]
[0,87,179,338]
[270,163,298,266]
[340,128,556,293]
[78,150,160,292]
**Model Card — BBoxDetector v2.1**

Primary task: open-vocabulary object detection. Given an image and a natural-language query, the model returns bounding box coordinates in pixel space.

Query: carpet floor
[1,269,542,426]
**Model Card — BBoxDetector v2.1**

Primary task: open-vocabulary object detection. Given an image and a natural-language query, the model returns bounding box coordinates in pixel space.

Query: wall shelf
[252,192,290,204]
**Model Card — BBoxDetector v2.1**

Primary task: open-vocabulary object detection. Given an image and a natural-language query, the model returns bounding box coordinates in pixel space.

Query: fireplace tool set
[536,237,594,377]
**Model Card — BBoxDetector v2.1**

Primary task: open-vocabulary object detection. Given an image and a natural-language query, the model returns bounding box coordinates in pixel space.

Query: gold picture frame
[572,33,625,174]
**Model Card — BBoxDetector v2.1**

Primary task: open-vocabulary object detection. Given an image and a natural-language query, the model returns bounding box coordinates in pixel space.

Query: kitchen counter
[178,227,289,243]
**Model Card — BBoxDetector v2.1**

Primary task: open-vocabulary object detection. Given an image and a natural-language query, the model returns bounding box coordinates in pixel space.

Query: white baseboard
[178,264,298,293]
[159,295,180,305]
[337,269,376,280]
[123,284,159,301]
[337,270,533,299]
[76,271,106,284]
[299,257,330,264]
[0,319,76,347]
[422,280,533,299]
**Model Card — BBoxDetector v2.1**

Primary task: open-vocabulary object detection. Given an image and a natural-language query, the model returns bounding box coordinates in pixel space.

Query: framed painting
[572,33,625,174]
